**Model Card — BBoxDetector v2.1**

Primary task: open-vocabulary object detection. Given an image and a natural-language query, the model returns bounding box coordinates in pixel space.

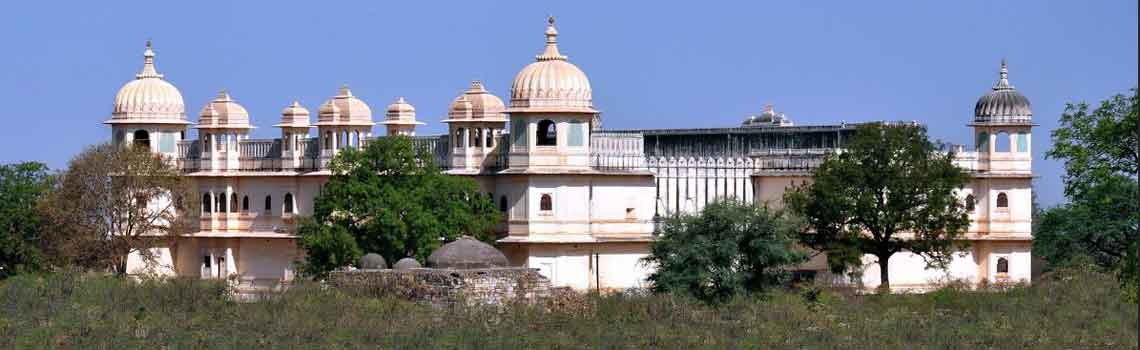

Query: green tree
[785,123,971,291]
[643,200,807,303]
[38,143,193,275]
[0,162,53,278]
[298,136,499,277]
[1038,88,1138,283]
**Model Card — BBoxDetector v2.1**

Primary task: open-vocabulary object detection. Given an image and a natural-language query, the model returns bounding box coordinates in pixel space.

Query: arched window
[264,195,272,214]
[540,194,552,211]
[996,257,1009,274]
[241,196,249,212]
[229,193,238,213]
[202,133,211,151]
[486,129,494,147]
[996,192,1008,208]
[324,131,332,150]
[1016,132,1029,152]
[536,120,557,146]
[499,195,508,212]
[473,129,483,147]
[133,130,150,150]
[996,132,1011,152]
[976,132,989,152]
[455,128,466,148]
[202,193,212,214]
[965,194,976,212]
[216,193,227,213]
[284,193,295,215]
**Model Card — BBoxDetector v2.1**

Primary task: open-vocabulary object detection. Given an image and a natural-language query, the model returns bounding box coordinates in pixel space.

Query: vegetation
[643,200,806,303]
[785,123,972,290]
[1036,88,1138,295]
[37,143,192,276]
[0,267,1134,349]
[298,136,499,277]
[0,162,53,278]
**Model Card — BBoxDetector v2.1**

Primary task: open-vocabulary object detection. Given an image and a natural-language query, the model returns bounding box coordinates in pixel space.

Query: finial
[536,15,566,61]
[469,80,486,92]
[338,84,353,96]
[396,96,406,103]
[136,39,162,79]
[993,58,1013,90]
[548,15,555,25]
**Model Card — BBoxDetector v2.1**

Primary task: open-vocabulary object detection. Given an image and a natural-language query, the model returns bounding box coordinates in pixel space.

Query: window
[133,130,150,150]
[537,120,557,146]
[568,121,585,147]
[965,194,976,212]
[486,129,494,147]
[202,193,212,213]
[229,193,238,213]
[455,128,466,148]
[996,132,1011,152]
[264,195,272,214]
[284,193,295,215]
[1016,132,1029,152]
[996,257,1009,274]
[324,131,332,150]
[539,194,552,212]
[512,118,526,147]
[241,196,249,212]
[976,132,989,152]
[473,129,483,147]
[996,192,1008,208]
[499,195,508,212]
[216,193,227,213]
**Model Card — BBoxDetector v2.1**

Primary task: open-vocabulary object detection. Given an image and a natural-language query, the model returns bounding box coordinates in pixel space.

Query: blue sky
[0,1,1135,206]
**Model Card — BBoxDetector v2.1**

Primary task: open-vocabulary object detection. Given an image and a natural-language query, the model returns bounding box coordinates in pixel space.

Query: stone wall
[329,267,553,306]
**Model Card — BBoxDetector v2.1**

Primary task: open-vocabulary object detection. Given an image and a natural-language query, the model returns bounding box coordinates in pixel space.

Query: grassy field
[1,268,1135,349]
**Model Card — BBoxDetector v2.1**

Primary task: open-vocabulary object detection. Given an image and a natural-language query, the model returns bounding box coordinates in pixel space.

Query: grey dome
[427,236,508,269]
[974,60,1032,123]
[742,104,792,128]
[359,253,387,270]
[393,257,422,270]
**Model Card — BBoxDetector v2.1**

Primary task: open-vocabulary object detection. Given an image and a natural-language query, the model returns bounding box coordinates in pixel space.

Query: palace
[108,18,1033,291]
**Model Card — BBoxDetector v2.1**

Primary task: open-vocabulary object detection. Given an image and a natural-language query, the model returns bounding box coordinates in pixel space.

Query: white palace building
[108,18,1033,292]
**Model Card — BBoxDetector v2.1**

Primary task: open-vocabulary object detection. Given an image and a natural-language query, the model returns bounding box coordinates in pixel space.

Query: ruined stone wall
[329,267,553,306]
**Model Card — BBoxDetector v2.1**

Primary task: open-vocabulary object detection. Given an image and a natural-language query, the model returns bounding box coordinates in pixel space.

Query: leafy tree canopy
[785,123,971,290]
[298,136,499,277]
[1048,88,1138,198]
[0,162,53,278]
[643,200,807,303]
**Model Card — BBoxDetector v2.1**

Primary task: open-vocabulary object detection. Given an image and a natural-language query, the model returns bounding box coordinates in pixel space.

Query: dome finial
[537,15,566,61]
[136,39,163,79]
[994,58,1013,90]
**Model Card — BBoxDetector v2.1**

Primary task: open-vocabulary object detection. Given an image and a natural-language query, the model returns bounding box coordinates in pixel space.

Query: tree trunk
[877,254,891,293]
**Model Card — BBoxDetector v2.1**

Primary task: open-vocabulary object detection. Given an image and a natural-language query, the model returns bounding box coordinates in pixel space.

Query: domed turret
[379,97,424,136]
[445,81,508,122]
[427,236,508,269]
[196,90,252,129]
[107,40,188,125]
[974,59,1032,124]
[509,17,595,113]
[742,104,793,128]
[275,100,311,128]
[316,85,374,126]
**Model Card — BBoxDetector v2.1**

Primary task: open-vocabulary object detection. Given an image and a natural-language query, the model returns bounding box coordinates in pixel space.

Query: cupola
[107,40,188,125]
[974,59,1032,124]
[509,17,595,113]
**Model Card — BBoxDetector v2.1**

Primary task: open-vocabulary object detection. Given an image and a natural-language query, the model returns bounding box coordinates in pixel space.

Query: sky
[0,1,1135,207]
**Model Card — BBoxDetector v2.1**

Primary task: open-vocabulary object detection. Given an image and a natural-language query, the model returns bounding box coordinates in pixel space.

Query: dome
[107,41,188,125]
[196,91,252,129]
[316,85,374,126]
[380,97,424,126]
[393,257,422,270]
[445,81,507,122]
[509,17,595,113]
[974,60,1032,123]
[275,100,312,128]
[359,253,387,270]
[427,236,508,269]
[742,104,792,128]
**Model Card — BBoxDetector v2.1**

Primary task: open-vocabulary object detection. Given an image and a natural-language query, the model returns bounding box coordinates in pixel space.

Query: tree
[785,123,971,291]
[0,162,53,278]
[297,136,499,277]
[38,143,193,275]
[643,200,807,303]
[1038,88,1138,283]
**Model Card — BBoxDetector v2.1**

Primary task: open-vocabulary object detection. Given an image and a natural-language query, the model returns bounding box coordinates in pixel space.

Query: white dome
[509,17,595,113]
[196,91,252,129]
[107,41,188,125]
[446,81,507,122]
[316,85,373,126]
[275,100,312,128]
[381,97,423,125]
